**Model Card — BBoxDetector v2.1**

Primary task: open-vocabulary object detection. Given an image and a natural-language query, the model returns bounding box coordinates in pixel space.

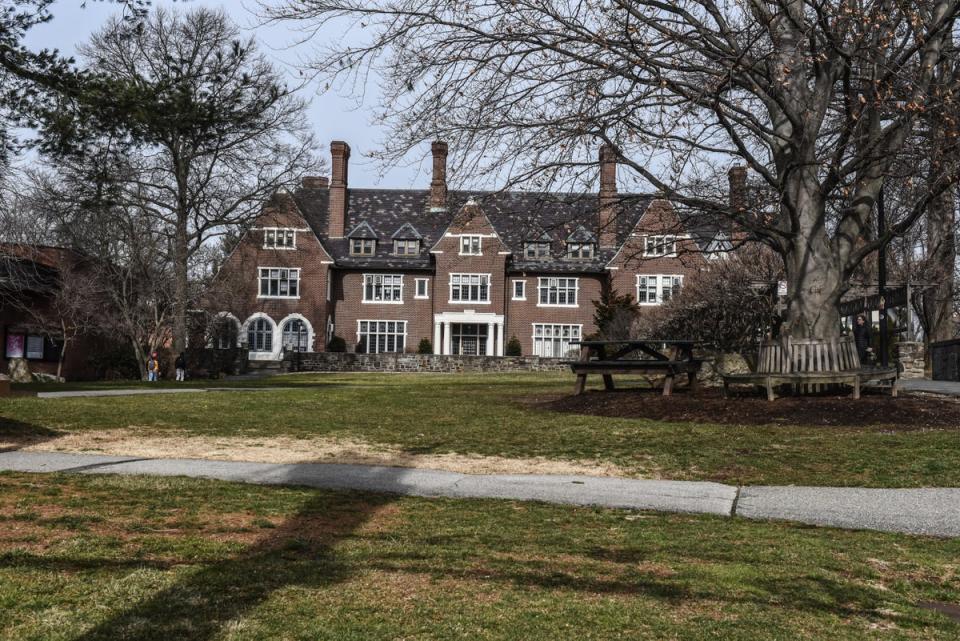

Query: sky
[21,0,428,188]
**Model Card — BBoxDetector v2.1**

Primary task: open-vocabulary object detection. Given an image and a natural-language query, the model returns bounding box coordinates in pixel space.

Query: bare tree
[74,6,320,353]
[266,0,960,339]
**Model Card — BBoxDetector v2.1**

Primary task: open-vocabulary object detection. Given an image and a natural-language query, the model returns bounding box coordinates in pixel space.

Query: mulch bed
[540,387,960,429]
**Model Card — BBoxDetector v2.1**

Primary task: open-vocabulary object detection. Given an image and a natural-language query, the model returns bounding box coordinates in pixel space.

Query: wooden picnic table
[563,339,705,396]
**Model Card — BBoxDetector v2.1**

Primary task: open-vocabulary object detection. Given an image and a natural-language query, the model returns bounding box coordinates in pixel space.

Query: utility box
[930,339,960,381]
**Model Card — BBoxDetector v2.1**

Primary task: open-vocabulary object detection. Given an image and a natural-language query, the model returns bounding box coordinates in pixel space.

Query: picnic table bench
[562,339,705,396]
[721,337,899,401]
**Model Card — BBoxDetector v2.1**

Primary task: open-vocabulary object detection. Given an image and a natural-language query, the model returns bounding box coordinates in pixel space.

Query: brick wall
[213,192,332,353]
[504,273,603,355]
[607,199,706,313]
[330,269,434,352]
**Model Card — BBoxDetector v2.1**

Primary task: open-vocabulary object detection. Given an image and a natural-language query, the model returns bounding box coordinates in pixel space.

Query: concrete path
[36,387,301,399]
[899,379,960,397]
[2,451,958,537]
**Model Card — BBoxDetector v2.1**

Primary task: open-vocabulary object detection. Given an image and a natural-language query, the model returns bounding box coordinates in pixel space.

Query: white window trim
[262,227,297,250]
[459,235,483,256]
[636,274,684,306]
[531,323,583,358]
[414,278,430,299]
[642,235,679,258]
[512,279,526,301]
[356,319,408,354]
[448,272,492,305]
[536,277,580,308]
[257,266,301,300]
[361,273,404,304]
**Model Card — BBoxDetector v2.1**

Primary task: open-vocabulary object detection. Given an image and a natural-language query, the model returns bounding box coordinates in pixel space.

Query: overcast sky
[22,0,428,188]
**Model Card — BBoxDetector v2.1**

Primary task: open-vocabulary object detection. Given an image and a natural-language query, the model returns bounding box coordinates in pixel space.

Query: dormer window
[393,239,420,256]
[460,235,482,255]
[566,242,595,260]
[644,235,677,257]
[264,228,296,249]
[351,239,376,256]
[524,242,551,260]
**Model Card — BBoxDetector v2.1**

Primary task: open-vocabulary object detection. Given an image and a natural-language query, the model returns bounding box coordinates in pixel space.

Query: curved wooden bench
[722,337,898,401]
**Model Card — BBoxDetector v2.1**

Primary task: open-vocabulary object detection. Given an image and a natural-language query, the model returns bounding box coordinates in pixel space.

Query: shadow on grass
[0,416,61,453]
[66,465,406,641]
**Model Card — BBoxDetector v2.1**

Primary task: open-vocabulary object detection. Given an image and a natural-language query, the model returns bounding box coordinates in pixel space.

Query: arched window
[247,318,274,352]
[213,317,239,349]
[282,319,309,352]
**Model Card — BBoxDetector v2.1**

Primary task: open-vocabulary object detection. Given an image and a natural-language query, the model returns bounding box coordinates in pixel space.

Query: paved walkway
[899,379,960,396]
[36,387,300,399]
[1,451,957,538]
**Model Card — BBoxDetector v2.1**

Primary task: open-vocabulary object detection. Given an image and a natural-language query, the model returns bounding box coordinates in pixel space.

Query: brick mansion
[213,141,738,359]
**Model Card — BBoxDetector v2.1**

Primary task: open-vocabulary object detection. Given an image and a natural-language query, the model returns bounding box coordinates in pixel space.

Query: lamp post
[877,187,889,368]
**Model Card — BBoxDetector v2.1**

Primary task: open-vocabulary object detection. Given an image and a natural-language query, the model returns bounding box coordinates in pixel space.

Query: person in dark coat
[852,314,871,365]
[174,351,187,382]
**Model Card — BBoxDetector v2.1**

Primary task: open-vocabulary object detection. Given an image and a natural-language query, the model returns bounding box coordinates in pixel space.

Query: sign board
[26,335,45,360]
[777,281,787,297]
[5,334,24,359]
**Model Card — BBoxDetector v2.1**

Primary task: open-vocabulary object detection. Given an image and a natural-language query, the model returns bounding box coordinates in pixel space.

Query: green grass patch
[3,372,960,487]
[0,472,957,640]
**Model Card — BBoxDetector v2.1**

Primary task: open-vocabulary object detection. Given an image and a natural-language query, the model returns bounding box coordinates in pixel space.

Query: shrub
[505,335,523,356]
[327,335,347,352]
[417,338,433,354]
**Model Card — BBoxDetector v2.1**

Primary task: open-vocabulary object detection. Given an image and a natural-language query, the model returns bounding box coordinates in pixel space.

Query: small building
[0,245,102,381]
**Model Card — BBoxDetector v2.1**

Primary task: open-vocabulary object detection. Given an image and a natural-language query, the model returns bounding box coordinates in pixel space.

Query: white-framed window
[247,317,274,352]
[263,228,296,249]
[351,239,376,256]
[394,239,420,256]
[362,274,403,303]
[258,267,300,299]
[512,279,526,300]
[450,273,490,303]
[637,274,684,305]
[532,324,582,358]
[524,242,550,260]
[566,243,595,259]
[538,277,578,307]
[459,235,482,255]
[644,235,677,257]
[281,319,310,352]
[357,320,407,354]
[415,278,429,299]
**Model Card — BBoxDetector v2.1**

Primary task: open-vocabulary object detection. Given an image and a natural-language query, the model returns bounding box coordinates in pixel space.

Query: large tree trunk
[779,173,846,340]
[923,183,956,345]
[172,215,189,354]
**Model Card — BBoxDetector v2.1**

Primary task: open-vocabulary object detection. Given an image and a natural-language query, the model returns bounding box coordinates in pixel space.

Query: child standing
[147,352,160,382]
[174,351,187,382]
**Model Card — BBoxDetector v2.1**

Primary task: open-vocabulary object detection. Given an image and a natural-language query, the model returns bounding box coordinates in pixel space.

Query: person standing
[174,351,187,382]
[147,352,160,382]
[852,314,871,366]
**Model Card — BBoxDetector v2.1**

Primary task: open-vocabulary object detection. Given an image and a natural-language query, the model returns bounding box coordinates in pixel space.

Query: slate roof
[292,187,719,273]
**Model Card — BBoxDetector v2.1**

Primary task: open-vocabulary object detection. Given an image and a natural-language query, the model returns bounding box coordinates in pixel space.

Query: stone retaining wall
[285,352,570,373]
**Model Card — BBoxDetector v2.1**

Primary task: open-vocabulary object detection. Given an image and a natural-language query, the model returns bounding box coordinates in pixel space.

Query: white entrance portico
[433,310,505,356]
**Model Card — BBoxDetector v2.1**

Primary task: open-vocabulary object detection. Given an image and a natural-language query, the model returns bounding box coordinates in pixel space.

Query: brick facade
[212,141,727,359]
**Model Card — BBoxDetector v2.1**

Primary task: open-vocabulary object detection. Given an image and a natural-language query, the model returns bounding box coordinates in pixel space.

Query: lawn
[0,471,958,641]
[3,372,960,487]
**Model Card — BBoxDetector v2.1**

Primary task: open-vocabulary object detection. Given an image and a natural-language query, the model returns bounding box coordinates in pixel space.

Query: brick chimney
[598,144,619,248]
[728,165,747,214]
[429,141,448,211]
[328,141,350,238]
[301,176,329,189]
